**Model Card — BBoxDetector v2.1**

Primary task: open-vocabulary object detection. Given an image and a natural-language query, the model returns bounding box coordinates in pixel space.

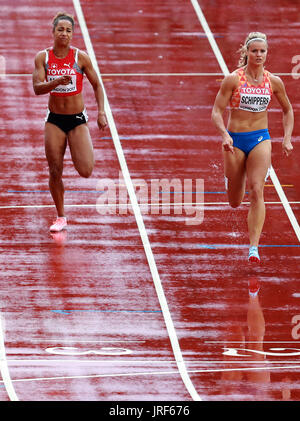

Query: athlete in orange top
[32,12,108,232]
[211,32,294,262]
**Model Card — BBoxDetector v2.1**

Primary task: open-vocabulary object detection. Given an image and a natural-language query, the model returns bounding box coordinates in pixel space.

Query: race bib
[239,86,271,112]
[47,66,77,94]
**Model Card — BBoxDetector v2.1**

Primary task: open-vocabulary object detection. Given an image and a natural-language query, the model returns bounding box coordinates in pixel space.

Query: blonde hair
[237,32,268,67]
[52,12,75,31]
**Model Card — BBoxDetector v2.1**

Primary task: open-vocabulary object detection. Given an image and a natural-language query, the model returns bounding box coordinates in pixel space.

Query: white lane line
[4,358,300,364]
[190,0,300,243]
[73,0,201,401]
[206,341,300,343]
[0,315,18,400]
[39,339,146,343]
[190,0,229,76]
[269,168,300,241]
[1,364,300,385]
[6,72,222,77]
[4,72,299,77]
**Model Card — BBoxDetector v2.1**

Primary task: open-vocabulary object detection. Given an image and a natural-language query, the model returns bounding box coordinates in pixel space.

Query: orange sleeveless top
[230,67,272,112]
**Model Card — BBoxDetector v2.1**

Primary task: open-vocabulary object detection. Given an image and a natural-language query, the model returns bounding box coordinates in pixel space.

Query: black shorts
[45,109,88,134]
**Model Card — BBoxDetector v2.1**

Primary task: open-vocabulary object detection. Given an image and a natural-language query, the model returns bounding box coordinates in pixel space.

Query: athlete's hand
[282,138,293,157]
[97,112,107,131]
[222,132,234,154]
[58,75,72,85]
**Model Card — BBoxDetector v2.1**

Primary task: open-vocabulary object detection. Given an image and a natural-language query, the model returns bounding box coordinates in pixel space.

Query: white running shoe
[248,246,260,263]
[50,217,67,232]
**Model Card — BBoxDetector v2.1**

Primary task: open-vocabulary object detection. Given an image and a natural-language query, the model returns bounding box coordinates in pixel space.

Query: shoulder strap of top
[264,69,272,79]
[44,49,49,64]
[70,47,79,63]
[44,47,54,64]
[263,69,273,94]
[72,48,84,74]
[239,67,246,77]
[238,67,248,86]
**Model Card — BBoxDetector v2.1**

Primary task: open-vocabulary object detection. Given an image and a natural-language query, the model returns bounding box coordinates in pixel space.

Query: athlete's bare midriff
[227,109,268,133]
[48,92,85,114]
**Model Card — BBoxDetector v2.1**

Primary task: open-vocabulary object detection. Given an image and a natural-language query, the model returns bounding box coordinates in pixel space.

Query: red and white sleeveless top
[45,47,83,96]
[230,67,273,113]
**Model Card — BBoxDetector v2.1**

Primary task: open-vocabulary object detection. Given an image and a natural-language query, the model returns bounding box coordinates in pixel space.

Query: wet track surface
[0,0,299,401]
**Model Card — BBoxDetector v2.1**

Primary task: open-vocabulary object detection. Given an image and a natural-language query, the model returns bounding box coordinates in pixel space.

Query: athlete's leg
[246,140,271,247]
[67,124,94,178]
[223,147,247,208]
[246,286,270,383]
[44,123,67,217]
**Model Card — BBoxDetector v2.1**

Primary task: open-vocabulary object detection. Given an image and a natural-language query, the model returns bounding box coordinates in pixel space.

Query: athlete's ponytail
[237,32,268,67]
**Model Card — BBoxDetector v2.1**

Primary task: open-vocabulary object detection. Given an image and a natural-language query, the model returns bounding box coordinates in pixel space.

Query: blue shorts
[227,129,271,156]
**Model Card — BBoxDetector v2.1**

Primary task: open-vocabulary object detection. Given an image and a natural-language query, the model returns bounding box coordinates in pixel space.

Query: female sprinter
[32,12,107,231]
[211,32,294,262]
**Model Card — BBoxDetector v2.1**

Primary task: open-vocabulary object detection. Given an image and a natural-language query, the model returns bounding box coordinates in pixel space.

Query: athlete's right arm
[32,51,71,95]
[211,74,237,153]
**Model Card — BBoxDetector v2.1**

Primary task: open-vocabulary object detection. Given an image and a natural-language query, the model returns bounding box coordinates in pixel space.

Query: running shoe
[50,231,67,245]
[248,246,260,263]
[50,216,67,232]
[248,277,260,297]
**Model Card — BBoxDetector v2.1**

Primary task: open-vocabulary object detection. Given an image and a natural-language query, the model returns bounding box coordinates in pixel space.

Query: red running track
[0,0,299,402]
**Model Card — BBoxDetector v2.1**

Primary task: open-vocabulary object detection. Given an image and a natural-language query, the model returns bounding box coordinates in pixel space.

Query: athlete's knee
[226,180,245,208]
[79,169,93,178]
[248,182,264,202]
[48,163,63,181]
[229,199,242,209]
[77,163,94,178]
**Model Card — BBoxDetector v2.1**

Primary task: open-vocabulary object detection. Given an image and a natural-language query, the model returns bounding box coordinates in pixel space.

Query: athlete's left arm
[80,51,107,131]
[271,75,294,156]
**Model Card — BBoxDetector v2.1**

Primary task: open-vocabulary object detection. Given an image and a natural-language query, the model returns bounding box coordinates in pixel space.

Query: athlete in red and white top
[212,32,294,263]
[32,12,107,232]
[45,46,84,97]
